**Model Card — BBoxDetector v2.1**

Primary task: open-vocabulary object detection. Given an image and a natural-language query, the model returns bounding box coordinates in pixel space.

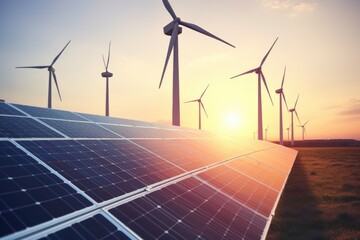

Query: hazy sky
[1,0,359,140]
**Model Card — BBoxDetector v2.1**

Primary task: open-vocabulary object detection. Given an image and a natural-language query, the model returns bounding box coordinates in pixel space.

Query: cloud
[339,98,360,116]
[263,0,316,16]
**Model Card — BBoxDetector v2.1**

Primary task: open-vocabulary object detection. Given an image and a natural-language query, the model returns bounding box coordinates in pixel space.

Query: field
[267,147,360,240]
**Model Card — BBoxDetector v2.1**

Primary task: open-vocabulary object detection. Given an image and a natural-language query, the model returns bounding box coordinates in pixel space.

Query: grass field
[267,147,360,240]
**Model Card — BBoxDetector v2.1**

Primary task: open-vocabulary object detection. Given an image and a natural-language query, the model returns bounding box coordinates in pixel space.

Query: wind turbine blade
[200,84,210,99]
[162,0,177,19]
[102,54,107,69]
[295,110,301,125]
[180,21,235,48]
[159,22,179,88]
[201,102,208,118]
[16,66,49,69]
[304,127,307,136]
[282,92,289,111]
[260,37,278,67]
[281,66,286,88]
[294,94,300,108]
[51,40,71,66]
[52,71,62,101]
[230,67,258,79]
[261,71,273,105]
[184,99,198,103]
[304,120,309,126]
[106,41,111,70]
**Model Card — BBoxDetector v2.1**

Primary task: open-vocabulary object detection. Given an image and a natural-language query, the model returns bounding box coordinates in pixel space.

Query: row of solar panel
[0,102,216,139]
[0,138,295,239]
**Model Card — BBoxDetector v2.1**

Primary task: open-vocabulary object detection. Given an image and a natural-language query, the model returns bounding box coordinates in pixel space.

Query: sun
[226,112,241,129]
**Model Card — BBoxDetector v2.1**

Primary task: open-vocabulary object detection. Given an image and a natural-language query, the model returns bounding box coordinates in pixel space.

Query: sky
[1,0,359,140]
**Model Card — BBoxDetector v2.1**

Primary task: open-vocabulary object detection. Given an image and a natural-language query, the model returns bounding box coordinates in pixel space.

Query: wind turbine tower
[275,66,289,145]
[289,94,301,146]
[231,38,278,140]
[101,42,113,117]
[299,120,309,141]
[16,41,71,108]
[159,0,235,126]
[184,84,209,130]
[265,124,269,141]
[286,124,290,142]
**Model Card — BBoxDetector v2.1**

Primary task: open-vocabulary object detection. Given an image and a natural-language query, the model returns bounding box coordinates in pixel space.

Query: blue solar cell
[39,214,130,240]
[0,102,25,116]
[109,177,267,240]
[13,104,87,121]
[0,116,63,138]
[40,119,120,138]
[18,140,184,203]
[0,141,93,238]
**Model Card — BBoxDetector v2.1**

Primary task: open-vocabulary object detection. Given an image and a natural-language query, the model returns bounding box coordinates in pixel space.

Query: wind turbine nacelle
[275,89,283,94]
[289,109,295,112]
[101,72,113,78]
[164,22,182,36]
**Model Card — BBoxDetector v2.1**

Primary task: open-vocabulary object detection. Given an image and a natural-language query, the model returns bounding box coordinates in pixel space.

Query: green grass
[267,147,360,240]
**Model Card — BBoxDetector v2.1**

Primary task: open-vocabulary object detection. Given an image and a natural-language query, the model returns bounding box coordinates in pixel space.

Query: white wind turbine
[16,41,71,108]
[265,124,269,141]
[286,124,291,142]
[289,94,301,146]
[101,42,113,117]
[275,66,289,145]
[231,38,278,140]
[184,84,209,130]
[159,0,235,126]
[298,120,309,141]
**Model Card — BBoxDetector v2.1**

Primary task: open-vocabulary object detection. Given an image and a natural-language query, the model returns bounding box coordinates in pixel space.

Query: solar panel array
[0,102,297,240]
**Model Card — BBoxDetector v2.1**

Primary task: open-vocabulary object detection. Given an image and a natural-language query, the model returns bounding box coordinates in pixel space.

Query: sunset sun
[226,112,241,129]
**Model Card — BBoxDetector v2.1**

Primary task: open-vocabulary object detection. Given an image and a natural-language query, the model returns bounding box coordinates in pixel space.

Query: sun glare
[226,112,241,129]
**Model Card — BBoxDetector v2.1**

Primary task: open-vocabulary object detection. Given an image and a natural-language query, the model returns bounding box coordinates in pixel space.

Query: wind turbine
[275,66,289,145]
[289,94,301,146]
[286,124,291,142]
[16,41,71,108]
[265,124,269,141]
[184,84,209,130]
[231,37,278,140]
[101,42,113,117]
[298,120,309,141]
[159,0,235,126]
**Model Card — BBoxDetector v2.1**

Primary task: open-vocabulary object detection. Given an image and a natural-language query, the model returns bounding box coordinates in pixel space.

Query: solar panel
[37,213,130,240]
[0,103,297,240]
[0,141,92,238]
[13,104,87,121]
[0,116,63,139]
[109,177,267,240]
[79,112,155,127]
[40,119,120,138]
[18,139,184,203]
[0,102,25,116]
